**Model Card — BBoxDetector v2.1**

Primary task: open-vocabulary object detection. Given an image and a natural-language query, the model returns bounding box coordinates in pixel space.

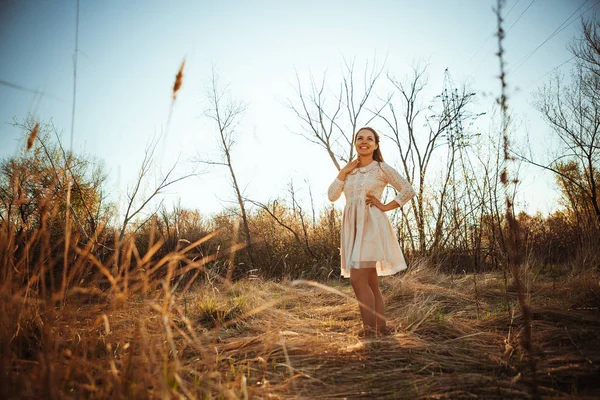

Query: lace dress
[328,161,415,278]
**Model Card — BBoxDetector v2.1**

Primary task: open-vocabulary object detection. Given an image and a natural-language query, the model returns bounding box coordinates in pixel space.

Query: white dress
[328,161,415,278]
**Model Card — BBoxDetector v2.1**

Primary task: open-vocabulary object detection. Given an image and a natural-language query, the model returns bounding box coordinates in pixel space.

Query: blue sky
[0,0,596,218]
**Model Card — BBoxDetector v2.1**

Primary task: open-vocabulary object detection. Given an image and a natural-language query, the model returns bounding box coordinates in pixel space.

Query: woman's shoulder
[378,161,395,171]
[377,162,404,180]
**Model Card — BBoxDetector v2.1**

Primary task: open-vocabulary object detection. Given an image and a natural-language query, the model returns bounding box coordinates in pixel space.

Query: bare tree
[288,57,387,170]
[379,65,478,253]
[289,60,481,255]
[201,70,255,268]
[246,180,317,260]
[514,19,600,228]
[287,180,314,258]
[570,19,600,81]
[118,136,195,247]
[521,18,600,227]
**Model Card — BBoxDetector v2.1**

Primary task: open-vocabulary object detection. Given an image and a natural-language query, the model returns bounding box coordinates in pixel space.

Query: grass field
[4,260,599,399]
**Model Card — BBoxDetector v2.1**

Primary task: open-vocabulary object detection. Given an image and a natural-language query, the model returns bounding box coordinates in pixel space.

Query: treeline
[0,117,596,288]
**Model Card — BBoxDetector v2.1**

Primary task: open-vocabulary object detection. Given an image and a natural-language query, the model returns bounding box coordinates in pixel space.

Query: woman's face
[354,129,378,157]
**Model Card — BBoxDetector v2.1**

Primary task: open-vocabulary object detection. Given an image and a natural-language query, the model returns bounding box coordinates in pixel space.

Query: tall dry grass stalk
[26,123,39,151]
[164,58,186,145]
[173,59,185,101]
[495,0,538,398]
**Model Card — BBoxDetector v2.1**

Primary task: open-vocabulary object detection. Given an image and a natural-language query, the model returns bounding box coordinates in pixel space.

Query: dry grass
[3,238,599,400]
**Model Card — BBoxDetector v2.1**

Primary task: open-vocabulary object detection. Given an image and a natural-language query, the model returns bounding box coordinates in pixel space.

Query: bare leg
[349,268,376,331]
[367,269,387,332]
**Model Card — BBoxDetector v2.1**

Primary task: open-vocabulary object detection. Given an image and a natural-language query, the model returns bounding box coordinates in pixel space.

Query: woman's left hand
[366,194,386,211]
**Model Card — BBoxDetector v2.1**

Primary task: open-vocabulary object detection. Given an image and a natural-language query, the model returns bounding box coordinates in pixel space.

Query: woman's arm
[381,162,416,208]
[328,159,360,202]
[328,178,345,202]
[366,194,401,212]
[366,162,415,211]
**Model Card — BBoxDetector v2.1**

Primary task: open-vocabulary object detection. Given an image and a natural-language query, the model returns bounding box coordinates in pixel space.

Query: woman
[328,127,415,336]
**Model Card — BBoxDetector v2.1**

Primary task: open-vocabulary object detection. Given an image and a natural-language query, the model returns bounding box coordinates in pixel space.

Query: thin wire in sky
[70,0,80,153]
[506,0,522,17]
[551,0,600,39]
[517,55,576,94]
[505,0,537,35]
[468,0,523,63]
[0,79,64,101]
[467,0,538,78]
[510,0,596,74]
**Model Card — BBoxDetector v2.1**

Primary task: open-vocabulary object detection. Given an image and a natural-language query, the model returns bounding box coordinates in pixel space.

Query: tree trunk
[225,148,255,268]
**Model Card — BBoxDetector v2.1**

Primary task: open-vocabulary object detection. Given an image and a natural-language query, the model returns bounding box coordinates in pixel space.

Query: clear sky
[0,0,596,219]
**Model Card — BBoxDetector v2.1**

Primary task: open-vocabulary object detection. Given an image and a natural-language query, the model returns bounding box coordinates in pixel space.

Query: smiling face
[354,128,379,157]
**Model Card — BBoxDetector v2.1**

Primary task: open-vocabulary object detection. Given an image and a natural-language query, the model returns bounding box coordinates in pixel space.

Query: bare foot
[376,326,393,336]
[357,326,377,338]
